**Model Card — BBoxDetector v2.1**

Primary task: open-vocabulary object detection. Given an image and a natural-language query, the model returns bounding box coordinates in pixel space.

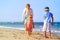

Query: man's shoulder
[23,8,26,11]
[24,8,26,10]
[30,8,33,12]
[30,8,33,10]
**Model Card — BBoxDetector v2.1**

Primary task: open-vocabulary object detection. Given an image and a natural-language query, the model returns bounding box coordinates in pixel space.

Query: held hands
[33,23,34,28]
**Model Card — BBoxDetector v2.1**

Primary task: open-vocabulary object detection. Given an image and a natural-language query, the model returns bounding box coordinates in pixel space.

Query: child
[43,7,54,38]
[26,15,34,36]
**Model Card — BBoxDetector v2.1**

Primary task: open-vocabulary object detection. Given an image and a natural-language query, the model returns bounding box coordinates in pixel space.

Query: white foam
[0,26,25,30]
[0,26,60,34]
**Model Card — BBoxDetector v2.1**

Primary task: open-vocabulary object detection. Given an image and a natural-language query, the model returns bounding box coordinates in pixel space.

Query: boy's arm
[52,16,54,24]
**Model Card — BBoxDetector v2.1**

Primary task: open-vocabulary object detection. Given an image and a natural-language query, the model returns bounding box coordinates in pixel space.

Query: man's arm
[31,8,33,18]
[22,9,26,22]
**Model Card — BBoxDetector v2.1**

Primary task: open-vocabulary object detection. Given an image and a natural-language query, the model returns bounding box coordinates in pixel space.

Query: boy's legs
[47,23,51,38]
[43,22,51,38]
[43,31,46,38]
[43,22,47,38]
[48,31,51,38]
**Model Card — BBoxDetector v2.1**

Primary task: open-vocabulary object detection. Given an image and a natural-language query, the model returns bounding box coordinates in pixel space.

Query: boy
[43,7,54,38]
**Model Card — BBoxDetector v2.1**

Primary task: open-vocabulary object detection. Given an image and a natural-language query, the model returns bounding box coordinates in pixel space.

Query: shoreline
[0,26,60,34]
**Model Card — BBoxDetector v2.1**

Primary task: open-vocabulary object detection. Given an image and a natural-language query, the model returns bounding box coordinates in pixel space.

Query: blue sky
[0,0,60,22]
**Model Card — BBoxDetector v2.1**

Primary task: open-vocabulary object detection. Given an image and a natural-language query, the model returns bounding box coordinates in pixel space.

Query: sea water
[0,22,60,34]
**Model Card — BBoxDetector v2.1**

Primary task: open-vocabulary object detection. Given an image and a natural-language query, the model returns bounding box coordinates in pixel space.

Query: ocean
[0,22,60,34]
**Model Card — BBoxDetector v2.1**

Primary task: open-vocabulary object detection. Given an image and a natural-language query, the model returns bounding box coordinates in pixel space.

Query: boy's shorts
[43,22,51,32]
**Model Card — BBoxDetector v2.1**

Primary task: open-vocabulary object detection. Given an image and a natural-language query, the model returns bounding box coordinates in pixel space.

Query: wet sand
[0,27,60,40]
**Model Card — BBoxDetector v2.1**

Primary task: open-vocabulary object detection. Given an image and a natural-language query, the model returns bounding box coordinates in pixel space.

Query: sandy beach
[0,26,60,40]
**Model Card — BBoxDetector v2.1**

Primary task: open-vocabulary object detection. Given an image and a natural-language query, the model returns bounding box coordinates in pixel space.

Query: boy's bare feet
[48,31,51,38]
[43,31,47,38]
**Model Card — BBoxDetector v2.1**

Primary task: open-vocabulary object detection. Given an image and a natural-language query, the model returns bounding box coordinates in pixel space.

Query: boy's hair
[26,3,30,7]
[45,7,49,10]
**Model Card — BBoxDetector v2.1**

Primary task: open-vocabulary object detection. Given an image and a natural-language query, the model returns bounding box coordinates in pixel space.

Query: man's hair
[26,3,30,7]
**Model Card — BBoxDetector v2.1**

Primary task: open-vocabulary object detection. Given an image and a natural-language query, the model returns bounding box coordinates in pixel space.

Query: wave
[0,26,60,34]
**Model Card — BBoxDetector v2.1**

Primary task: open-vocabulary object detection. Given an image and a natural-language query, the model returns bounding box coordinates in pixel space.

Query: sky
[0,0,60,22]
